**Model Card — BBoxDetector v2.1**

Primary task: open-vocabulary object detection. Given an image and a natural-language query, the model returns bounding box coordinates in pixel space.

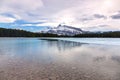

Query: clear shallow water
[0,38,120,80]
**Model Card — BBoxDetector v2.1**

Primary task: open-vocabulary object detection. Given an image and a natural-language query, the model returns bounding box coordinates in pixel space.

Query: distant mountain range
[42,24,86,36]
[0,26,120,37]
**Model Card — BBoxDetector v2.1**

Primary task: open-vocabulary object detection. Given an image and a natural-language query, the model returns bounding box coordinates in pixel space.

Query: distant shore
[0,27,120,38]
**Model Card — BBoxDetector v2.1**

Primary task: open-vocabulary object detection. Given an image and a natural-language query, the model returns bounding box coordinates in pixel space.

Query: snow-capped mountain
[43,24,84,36]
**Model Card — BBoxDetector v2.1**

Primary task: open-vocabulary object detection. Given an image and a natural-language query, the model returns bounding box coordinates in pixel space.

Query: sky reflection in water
[0,38,120,80]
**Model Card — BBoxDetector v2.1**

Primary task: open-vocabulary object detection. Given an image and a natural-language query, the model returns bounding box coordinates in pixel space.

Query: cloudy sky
[0,0,120,32]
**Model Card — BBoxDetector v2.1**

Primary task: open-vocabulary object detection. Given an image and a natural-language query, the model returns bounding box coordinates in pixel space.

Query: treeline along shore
[0,28,120,37]
[0,28,58,37]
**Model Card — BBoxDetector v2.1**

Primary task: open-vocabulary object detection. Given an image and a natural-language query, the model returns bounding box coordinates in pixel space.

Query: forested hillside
[74,32,120,38]
[0,28,58,37]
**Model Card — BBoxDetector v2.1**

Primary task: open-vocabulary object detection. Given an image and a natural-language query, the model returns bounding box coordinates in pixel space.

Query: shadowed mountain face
[45,24,84,36]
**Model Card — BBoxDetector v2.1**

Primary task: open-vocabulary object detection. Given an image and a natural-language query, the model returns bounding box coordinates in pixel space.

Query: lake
[0,38,120,80]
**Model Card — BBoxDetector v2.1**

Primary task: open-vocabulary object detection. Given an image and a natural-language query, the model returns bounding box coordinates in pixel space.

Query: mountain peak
[43,24,84,36]
[57,24,83,32]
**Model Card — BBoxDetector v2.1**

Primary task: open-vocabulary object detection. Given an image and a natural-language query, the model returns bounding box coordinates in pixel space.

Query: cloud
[0,0,43,21]
[0,13,21,20]
[111,12,120,19]
[0,15,16,23]
[82,24,120,31]
[93,14,106,19]
[0,0,120,31]
[1,0,43,11]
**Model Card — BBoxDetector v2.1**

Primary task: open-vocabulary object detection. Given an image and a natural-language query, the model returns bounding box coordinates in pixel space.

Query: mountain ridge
[42,24,85,36]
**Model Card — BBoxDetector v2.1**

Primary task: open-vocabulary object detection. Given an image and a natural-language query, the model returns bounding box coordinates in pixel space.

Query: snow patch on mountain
[42,24,84,36]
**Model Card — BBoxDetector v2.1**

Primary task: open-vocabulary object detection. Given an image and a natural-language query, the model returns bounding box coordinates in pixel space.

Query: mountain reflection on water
[0,38,120,80]
[41,39,84,52]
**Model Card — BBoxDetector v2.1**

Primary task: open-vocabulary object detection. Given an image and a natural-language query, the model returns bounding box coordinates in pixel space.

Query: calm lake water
[0,38,120,80]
